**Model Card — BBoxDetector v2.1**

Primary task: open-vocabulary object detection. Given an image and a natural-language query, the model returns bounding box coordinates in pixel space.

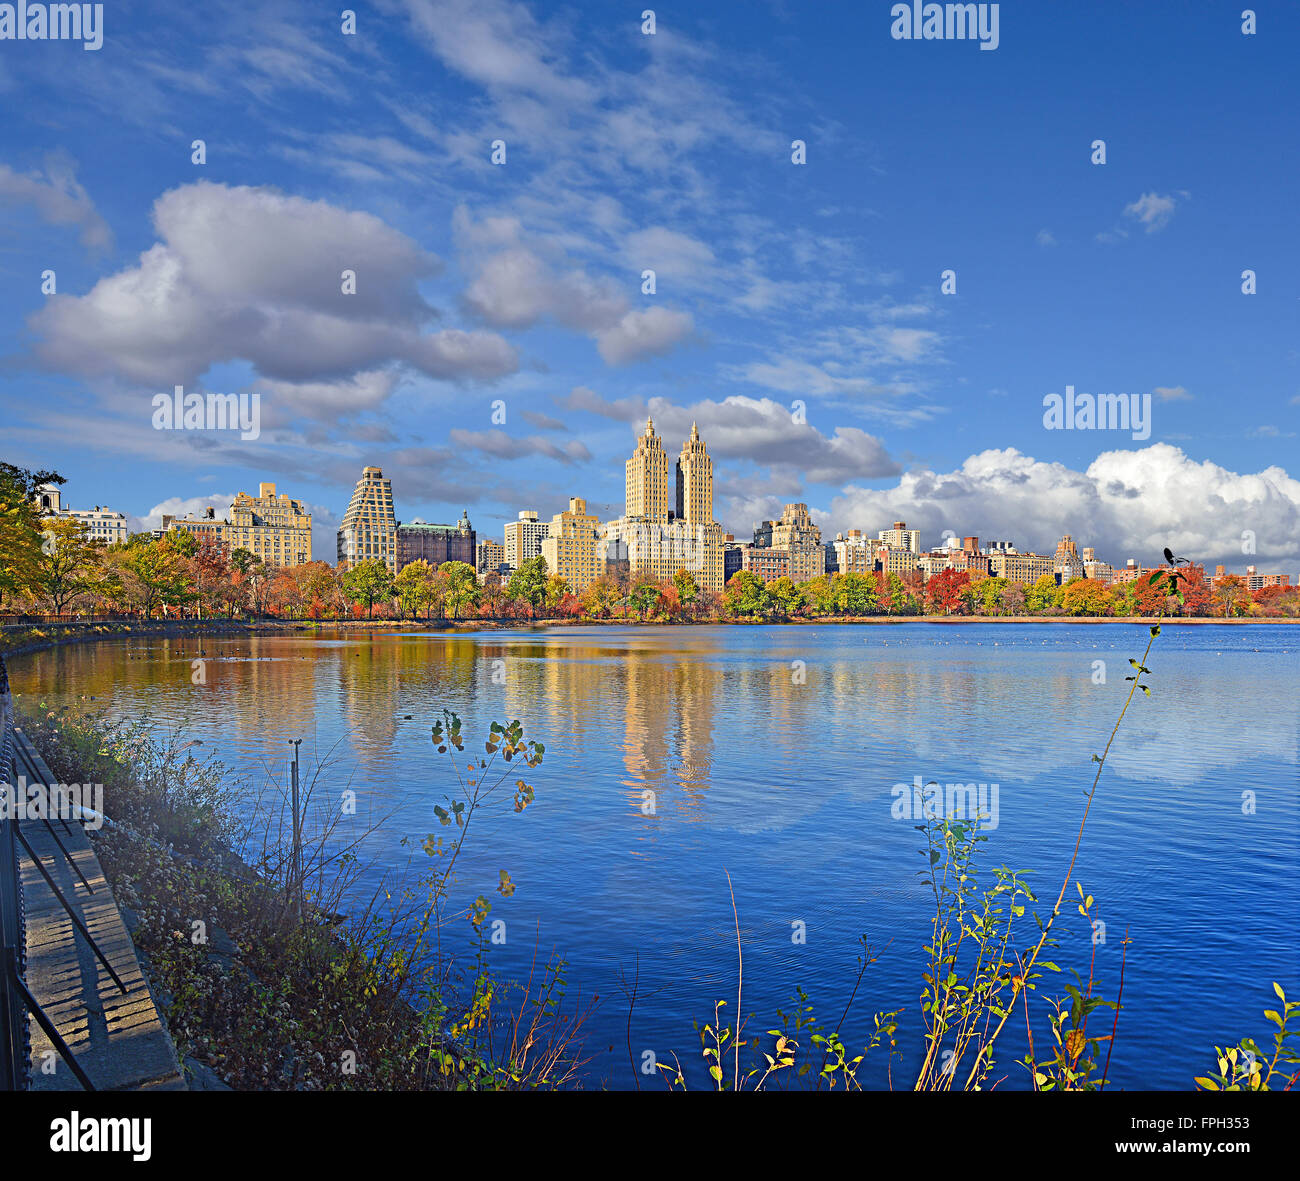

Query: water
[9,623,1299,1089]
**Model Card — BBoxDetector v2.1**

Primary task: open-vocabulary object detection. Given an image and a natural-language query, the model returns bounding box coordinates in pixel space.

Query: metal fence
[0,653,102,1091]
[0,652,30,1088]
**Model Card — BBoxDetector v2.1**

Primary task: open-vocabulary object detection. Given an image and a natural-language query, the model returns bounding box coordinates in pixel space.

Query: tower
[626,417,670,521]
[675,422,712,526]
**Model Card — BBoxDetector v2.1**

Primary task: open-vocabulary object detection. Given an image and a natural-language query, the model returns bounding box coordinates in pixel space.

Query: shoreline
[1,612,1293,660]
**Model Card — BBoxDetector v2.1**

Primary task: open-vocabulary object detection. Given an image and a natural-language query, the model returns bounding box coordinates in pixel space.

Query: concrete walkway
[13,728,184,1091]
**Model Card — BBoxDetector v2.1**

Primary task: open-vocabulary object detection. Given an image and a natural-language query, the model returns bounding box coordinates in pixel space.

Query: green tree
[439,560,480,619]
[394,559,440,619]
[835,572,878,616]
[972,576,1008,616]
[628,577,662,620]
[505,556,549,618]
[342,559,394,619]
[1026,573,1063,614]
[723,570,771,619]
[0,461,63,607]
[32,517,101,613]
[768,576,805,618]
[672,568,700,618]
[112,536,194,617]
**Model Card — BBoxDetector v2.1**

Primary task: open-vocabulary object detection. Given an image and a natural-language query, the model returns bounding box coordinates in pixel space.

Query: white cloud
[1036,229,1056,247]
[1123,191,1180,233]
[830,444,1300,572]
[595,306,695,365]
[30,181,518,388]
[1153,385,1191,401]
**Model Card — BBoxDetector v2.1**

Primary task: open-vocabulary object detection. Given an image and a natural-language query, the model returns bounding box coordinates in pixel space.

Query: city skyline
[1,2,1296,579]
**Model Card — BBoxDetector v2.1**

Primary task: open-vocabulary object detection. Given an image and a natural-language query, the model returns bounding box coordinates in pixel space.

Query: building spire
[645,416,654,435]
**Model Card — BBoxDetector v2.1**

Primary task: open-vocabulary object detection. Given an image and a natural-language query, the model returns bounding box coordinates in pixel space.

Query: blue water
[10,623,1299,1089]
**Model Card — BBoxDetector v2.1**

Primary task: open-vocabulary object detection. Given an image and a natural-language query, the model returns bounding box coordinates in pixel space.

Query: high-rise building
[476,538,505,574]
[627,418,671,521]
[337,466,397,572]
[604,419,725,591]
[751,503,825,583]
[504,510,549,569]
[227,483,312,567]
[832,530,874,575]
[397,511,475,572]
[1053,534,1085,582]
[675,423,711,524]
[36,484,129,545]
[877,521,921,554]
[541,497,605,592]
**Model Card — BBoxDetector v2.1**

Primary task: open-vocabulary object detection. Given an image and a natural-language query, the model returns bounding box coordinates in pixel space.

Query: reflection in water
[9,623,1298,1090]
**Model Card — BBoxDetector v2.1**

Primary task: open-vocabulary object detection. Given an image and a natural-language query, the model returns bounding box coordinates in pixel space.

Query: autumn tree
[1062,577,1114,617]
[342,559,394,619]
[439,561,480,620]
[926,568,972,616]
[31,517,100,613]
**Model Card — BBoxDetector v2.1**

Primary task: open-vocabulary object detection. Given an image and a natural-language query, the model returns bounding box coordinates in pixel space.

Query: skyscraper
[626,418,670,521]
[504,510,550,569]
[675,422,711,525]
[337,466,397,572]
[603,420,725,590]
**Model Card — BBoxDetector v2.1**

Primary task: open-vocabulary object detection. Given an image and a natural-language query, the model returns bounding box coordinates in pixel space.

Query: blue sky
[1,0,1297,572]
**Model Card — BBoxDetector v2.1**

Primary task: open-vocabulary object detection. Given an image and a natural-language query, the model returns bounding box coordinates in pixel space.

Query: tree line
[2,462,1293,621]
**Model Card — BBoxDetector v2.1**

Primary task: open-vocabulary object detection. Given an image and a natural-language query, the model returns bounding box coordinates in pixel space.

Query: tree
[1061,577,1114,617]
[505,556,549,618]
[0,461,62,607]
[834,572,878,616]
[580,575,619,619]
[1132,571,1174,617]
[926,569,972,616]
[768,576,804,619]
[970,576,1007,617]
[672,568,700,619]
[999,581,1027,616]
[111,535,194,617]
[394,559,440,619]
[1026,573,1063,615]
[1179,565,1213,616]
[1212,573,1251,619]
[628,577,662,620]
[342,559,394,619]
[722,570,770,619]
[439,561,480,620]
[799,574,834,616]
[32,517,100,613]
[544,573,570,612]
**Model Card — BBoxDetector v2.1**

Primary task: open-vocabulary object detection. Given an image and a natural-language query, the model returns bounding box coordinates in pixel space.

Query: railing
[0,652,30,1088]
[0,653,100,1091]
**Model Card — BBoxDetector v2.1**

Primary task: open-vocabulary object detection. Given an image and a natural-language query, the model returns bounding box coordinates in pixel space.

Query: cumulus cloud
[829,444,1300,572]
[558,387,900,491]
[595,306,695,365]
[29,181,518,389]
[454,206,694,364]
[0,152,112,250]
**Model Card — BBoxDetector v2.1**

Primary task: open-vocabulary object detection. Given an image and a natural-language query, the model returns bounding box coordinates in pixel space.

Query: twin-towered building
[599,418,728,590]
